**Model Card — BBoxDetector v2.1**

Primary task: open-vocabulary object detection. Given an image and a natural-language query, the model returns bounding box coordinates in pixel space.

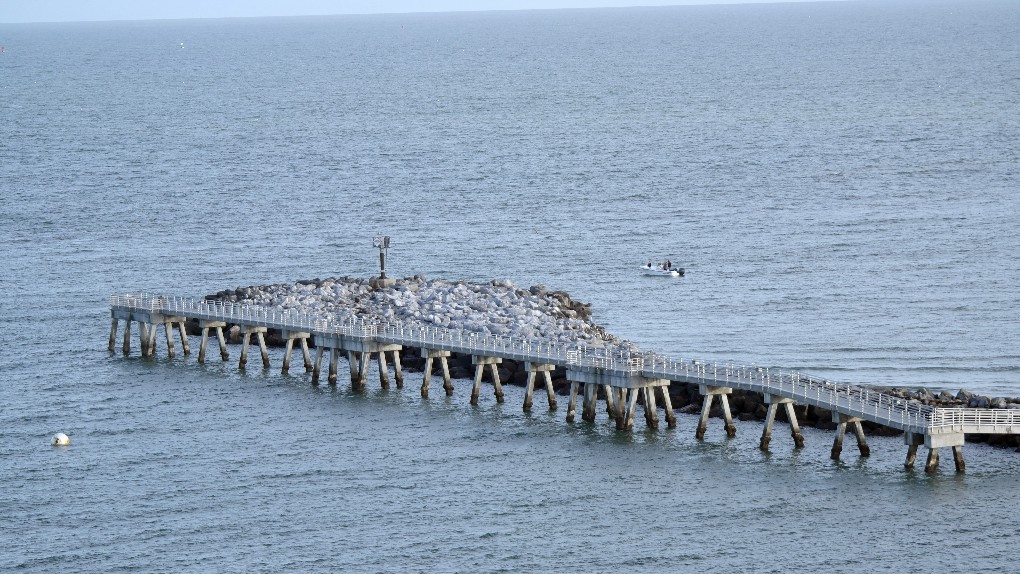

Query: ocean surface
[2,1,1019,571]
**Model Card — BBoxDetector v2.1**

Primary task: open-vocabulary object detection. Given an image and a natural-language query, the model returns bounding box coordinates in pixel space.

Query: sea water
[2,1,1019,572]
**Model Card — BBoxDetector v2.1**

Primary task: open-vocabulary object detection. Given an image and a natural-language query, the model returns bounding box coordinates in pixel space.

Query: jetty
[109,292,1019,473]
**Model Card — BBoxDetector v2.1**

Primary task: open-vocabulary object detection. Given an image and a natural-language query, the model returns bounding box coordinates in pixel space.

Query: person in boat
[666,259,672,270]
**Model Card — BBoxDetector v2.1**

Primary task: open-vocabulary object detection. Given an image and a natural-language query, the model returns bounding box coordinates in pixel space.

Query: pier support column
[603,384,616,419]
[910,431,965,474]
[391,350,404,389]
[523,363,557,412]
[660,386,677,429]
[239,326,269,369]
[198,321,228,363]
[760,395,805,451]
[146,322,160,358]
[696,385,735,439]
[109,318,118,352]
[831,414,869,459]
[280,331,311,374]
[312,346,324,385]
[419,349,451,399]
[149,322,160,357]
[581,384,597,422]
[925,448,940,473]
[137,322,147,356]
[643,387,660,429]
[470,356,503,405]
[328,348,339,385]
[122,320,132,355]
[614,388,640,431]
[163,321,176,358]
[952,445,965,473]
[177,322,191,355]
[348,351,360,385]
[566,382,581,423]
[377,351,390,388]
[351,351,372,391]
[904,432,924,469]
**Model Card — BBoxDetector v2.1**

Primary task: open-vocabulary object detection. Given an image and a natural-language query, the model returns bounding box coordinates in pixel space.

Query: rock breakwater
[206,275,639,353]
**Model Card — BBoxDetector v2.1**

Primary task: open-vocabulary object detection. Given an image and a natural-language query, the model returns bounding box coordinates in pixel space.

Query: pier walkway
[110,293,1019,473]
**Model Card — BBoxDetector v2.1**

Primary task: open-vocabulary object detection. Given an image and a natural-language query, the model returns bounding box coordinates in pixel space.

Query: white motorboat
[641,265,684,277]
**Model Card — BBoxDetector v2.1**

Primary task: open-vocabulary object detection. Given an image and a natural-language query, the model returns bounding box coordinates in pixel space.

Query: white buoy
[51,433,70,446]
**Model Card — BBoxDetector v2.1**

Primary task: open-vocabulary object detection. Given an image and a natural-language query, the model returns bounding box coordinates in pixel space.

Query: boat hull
[641,267,683,277]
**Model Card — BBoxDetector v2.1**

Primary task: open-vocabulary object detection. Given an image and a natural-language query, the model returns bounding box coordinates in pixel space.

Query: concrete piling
[280,331,311,375]
[566,382,580,422]
[643,387,659,429]
[617,388,639,431]
[581,384,597,422]
[604,384,616,419]
[145,322,157,356]
[177,322,191,355]
[925,448,940,473]
[523,363,557,412]
[831,421,847,459]
[760,395,805,451]
[356,351,371,391]
[327,348,339,385]
[109,318,118,352]
[239,326,269,369]
[138,322,150,357]
[419,349,451,399]
[850,419,870,457]
[904,432,924,469]
[391,350,404,388]
[660,387,677,429]
[123,320,131,355]
[164,322,175,357]
[377,351,390,388]
[198,320,228,363]
[952,445,965,472]
[312,346,324,385]
[697,386,735,439]
[470,356,503,405]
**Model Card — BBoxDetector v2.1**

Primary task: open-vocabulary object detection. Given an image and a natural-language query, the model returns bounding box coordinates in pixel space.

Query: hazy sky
[1,0,841,24]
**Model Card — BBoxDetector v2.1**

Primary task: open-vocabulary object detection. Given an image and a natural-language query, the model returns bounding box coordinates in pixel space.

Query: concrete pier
[580,383,598,423]
[697,385,736,439]
[419,348,452,399]
[154,316,189,358]
[830,414,870,459]
[759,394,805,450]
[909,430,966,473]
[952,445,965,473]
[109,292,1020,473]
[197,320,229,363]
[470,356,504,405]
[523,362,557,412]
[565,368,672,429]
[280,331,312,374]
[238,326,269,369]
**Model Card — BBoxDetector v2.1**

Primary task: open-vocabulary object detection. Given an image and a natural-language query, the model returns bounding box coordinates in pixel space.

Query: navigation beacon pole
[365,236,402,390]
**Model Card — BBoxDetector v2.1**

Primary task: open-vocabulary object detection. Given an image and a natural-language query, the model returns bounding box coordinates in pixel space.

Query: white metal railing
[929,408,1020,430]
[111,292,1014,435]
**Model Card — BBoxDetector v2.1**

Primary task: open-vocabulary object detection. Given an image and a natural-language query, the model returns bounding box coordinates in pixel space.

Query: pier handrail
[928,408,1020,431]
[111,292,1012,436]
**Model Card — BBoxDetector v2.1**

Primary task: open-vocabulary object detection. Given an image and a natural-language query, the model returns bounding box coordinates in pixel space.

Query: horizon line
[1,0,851,26]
